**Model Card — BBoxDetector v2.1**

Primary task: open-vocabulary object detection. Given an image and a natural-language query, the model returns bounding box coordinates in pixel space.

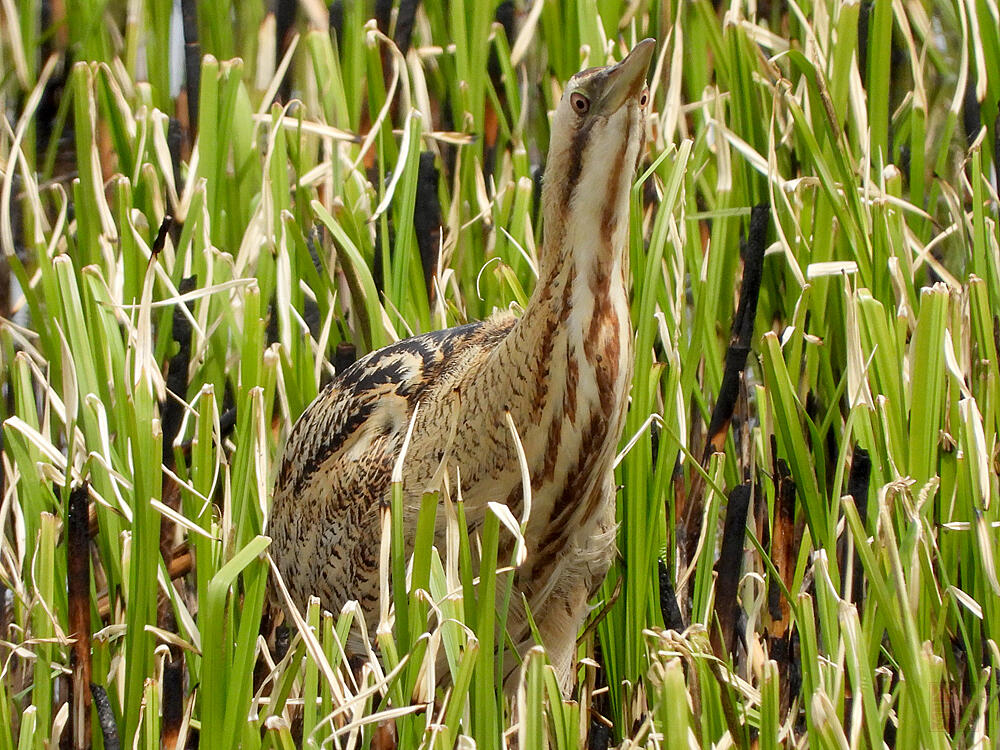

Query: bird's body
[270,39,655,687]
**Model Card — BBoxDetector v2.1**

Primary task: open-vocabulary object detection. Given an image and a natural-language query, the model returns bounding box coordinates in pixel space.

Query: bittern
[270,38,655,690]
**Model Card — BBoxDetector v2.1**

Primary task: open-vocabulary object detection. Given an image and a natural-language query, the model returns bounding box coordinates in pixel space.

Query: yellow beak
[598,38,656,114]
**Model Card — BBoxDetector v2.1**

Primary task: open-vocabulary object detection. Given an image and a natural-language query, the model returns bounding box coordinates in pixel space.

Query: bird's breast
[508,268,634,559]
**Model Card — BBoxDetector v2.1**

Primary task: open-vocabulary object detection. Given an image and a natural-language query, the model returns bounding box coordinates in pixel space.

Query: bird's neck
[518,134,638,372]
[447,175,633,574]
[450,143,638,553]
[480,152,636,476]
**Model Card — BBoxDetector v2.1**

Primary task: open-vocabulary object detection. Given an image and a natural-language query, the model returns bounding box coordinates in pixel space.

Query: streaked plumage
[270,39,655,689]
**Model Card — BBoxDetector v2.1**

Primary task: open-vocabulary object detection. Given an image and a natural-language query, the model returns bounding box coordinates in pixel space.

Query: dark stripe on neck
[563,120,595,208]
[600,126,631,248]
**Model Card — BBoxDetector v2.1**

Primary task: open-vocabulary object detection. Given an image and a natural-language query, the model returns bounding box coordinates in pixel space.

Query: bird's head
[542,39,656,270]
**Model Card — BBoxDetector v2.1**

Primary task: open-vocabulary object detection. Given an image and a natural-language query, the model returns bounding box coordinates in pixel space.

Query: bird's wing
[269,315,516,616]
[275,318,515,500]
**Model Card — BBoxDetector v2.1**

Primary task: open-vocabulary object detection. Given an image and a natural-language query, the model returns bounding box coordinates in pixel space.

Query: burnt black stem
[161,653,184,748]
[713,482,751,657]
[394,0,419,55]
[67,483,91,750]
[181,0,200,135]
[413,152,442,300]
[91,684,120,750]
[704,203,768,457]
[845,447,871,606]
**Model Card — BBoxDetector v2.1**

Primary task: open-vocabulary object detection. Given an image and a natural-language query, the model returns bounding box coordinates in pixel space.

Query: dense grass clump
[0,1,998,747]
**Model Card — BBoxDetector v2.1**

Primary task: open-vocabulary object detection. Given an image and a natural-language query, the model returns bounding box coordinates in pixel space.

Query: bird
[269,38,656,691]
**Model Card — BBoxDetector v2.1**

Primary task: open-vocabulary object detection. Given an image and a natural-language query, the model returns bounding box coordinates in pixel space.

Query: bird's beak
[598,38,656,114]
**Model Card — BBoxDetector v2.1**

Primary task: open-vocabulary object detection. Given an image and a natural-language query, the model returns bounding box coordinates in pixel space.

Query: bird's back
[270,313,516,617]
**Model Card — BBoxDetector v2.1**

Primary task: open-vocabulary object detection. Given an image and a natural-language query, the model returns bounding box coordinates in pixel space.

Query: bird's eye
[570,92,590,114]
[639,88,649,108]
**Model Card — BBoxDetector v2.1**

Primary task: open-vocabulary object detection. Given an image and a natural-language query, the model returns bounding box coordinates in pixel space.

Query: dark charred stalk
[753,464,770,560]
[838,449,872,750]
[91,683,120,750]
[769,629,800,715]
[374,0,392,35]
[180,0,200,135]
[152,215,173,257]
[67,483,91,750]
[657,558,685,632]
[857,1,872,85]
[161,656,184,749]
[704,203,767,457]
[679,203,767,571]
[274,624,292,663]
[963,76,981,146]
[167,118,185,199]
[219,405,238,438]
[393,0,419,55]
[766,443,801,715]
[366,148,458,308]
[329,1,343,40]
[588,717,611,750]
[413,152,442,300]
[713,483,751,658]
[162,276,195,467]
[159,262,192,575]
[335,342,358,373]
[844,447,871,606]
[275,0,297,102]
[159,607,184,749]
